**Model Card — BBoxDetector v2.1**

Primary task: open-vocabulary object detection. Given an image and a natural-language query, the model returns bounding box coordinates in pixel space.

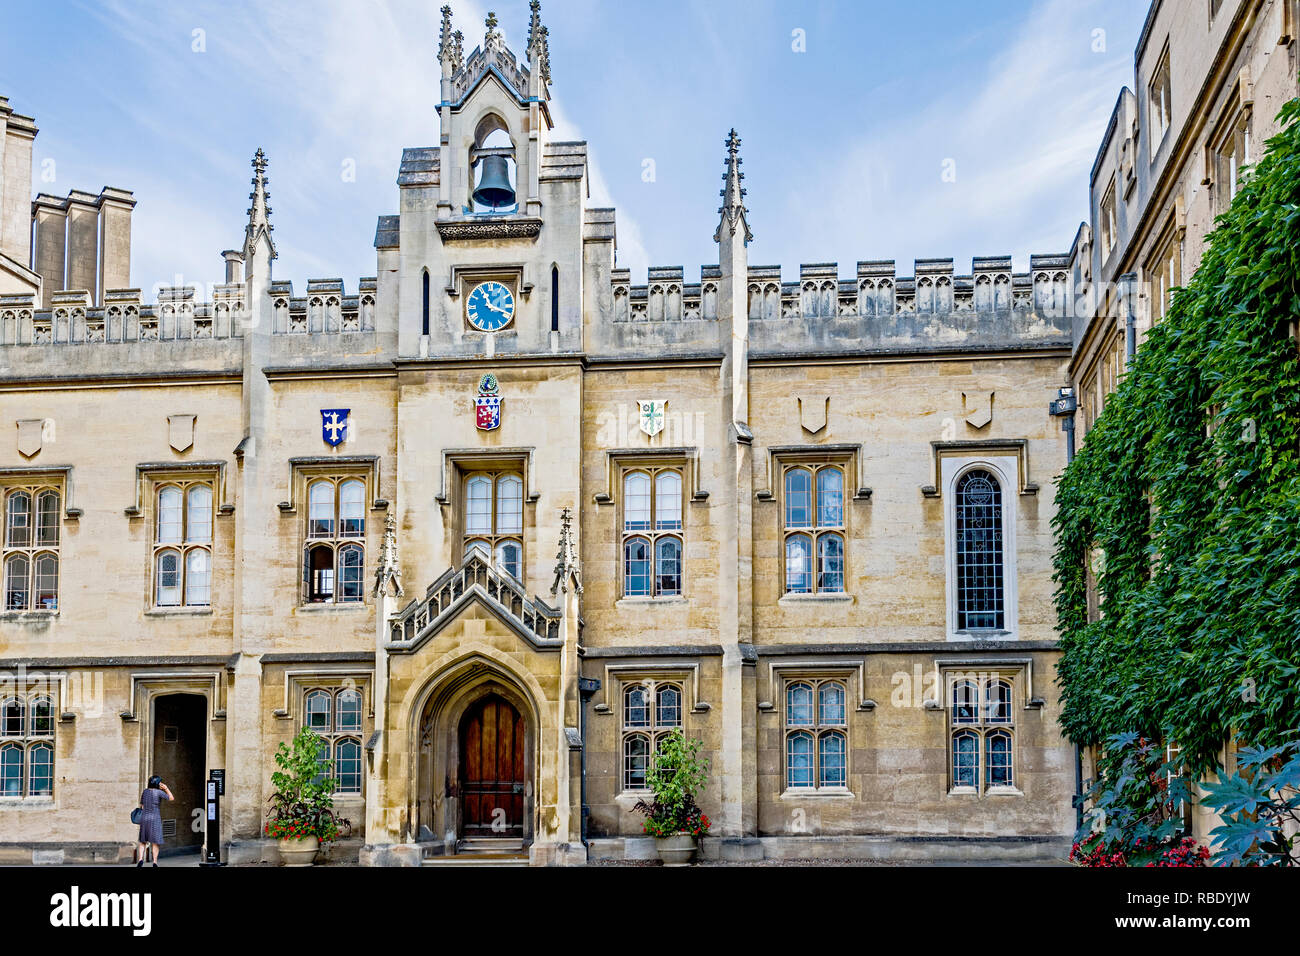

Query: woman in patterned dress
[135,775,173,866]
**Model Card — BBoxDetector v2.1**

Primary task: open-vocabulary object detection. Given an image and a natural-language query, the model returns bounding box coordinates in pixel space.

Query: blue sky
[0,0,1149,295]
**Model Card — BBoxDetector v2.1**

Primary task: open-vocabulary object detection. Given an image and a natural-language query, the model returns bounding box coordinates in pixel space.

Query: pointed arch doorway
[458,694,525,837]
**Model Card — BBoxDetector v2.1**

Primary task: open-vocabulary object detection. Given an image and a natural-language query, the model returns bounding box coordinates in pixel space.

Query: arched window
[302,687,368,792]
[335,738,362,794]
[336,689,362,732]
[654,537,682,596]
[1,697,23,736]
[152,481,214,608]
[619,465,686,598]
[783,678,849,789]
[460,471,524,579]
[305,690,332,732]
[301,476,367,605]
[28,742,53,796]
[955,469,1004,630]
[948,673,1017,792]
[35,491,59,547]
[550,265,560,333]
[623,472,651,531]
[29,698,53,737]
[2,487,62,612]
[155,549,182,606]
[782,464,846,593]
[6,491,31,548]
[654,472,681,530]
[620,680,684,791]
[0,693,58,797]
[623,537,651,597]
[0,743,21,797]
[421,269,430,337]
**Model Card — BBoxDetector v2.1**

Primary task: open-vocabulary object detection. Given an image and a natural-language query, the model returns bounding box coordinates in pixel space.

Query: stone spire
[526,0,551,86]
[243,147,276,263]
[438,4,463,75]
[373,512,405,598]
[714,129,752,245]
[551,507,582,595]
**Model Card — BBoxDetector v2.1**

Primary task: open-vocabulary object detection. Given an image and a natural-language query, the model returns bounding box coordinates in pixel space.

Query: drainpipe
[577,676,601,847]
[1049,386,1083,829]
[1119,271,1138,367]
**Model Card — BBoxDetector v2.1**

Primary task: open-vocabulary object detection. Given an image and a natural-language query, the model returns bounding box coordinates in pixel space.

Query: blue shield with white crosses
[321,408,350,447]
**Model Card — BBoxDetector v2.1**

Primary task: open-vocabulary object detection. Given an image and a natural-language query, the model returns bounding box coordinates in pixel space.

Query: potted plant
[633,729,711,865]
[264,727,351,866]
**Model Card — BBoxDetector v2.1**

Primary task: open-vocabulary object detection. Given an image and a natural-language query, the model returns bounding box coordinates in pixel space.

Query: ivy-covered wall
[1053,96,1300,772]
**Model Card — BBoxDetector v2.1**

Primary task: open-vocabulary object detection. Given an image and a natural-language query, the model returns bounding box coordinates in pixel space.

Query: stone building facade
[0,4,1080,865]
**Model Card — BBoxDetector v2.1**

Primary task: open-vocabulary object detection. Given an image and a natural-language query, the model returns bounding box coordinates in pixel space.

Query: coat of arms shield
[475,373,502,431]
[321,408,350,447]
[637,400,666,438]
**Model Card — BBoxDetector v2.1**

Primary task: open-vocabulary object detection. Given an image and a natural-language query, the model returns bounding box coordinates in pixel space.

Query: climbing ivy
[1053,92,1300,774]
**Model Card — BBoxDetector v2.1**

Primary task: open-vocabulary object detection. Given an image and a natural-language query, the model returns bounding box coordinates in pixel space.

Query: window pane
[35,491,60,547]
[464,539,491,562]
[952,681,979,724]
[155,550,181,607]
[654,537,681,596]
[656,685,681,728]
[336,690,362,732]
[784,469,812,529]
[307,545,334,602]
[654,471,682,530]
[986,731,1013,788]
[335,739,362,793]
[33,554,58,610]
[786,731,814,788]
[624,734,649,790]
[339,480,365,538]
[184,549,211,606]
[819,731,846,787]
[816,468,843,527]
[338,545,364,602]
[955,470,1004,629]
[186,485,212,544]
[28,743,53,796]
[496,475,523,534]
[30,698,53,736]
[308,481,335,538]
[986,680,1013,724]
[157,487,182,544]
[784,534,812,593]
[312,735,330,785]
[465,476,492,535]
[3,554,28,611]
[0,744,21,796]
[817,533,844,593]
[623,537,650,597]
[624,686,649,728]
[305,691,332,732]
[6,492,31,548]
[953,731,979,788]
[819,683,846,725]
[623,472,651,532]
[1,699,23,736]
[786,682,813,726]
[495,540,521,579]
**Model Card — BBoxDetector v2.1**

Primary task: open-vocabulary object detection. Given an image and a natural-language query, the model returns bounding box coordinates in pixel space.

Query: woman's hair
[147,774,163,789]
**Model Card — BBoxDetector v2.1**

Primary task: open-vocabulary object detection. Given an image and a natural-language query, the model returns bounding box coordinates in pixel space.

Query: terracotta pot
[277,835,319,867]
[653,833,697,866]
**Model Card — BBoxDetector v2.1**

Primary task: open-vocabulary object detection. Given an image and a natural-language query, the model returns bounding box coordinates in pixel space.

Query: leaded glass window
[955,469,1004,629]
[621,680,684,791]
[621,467,684,598]
[783,678,849,789]
[948,674,1016,792]
[782,464,845,594]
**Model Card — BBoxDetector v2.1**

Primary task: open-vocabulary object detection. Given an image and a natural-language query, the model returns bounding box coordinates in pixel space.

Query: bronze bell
[472,155,515,210]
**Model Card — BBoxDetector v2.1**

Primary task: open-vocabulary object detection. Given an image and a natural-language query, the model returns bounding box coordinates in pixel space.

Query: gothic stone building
[0,5,1078,864]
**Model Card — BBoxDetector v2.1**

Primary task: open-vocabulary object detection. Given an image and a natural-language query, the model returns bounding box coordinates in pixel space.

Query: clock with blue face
[466,280,515,332]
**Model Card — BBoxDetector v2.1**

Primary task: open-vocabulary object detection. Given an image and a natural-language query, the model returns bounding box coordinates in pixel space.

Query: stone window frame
[781,675,850,794]
[1099,176,1118,261]
[1147,42,1173,162]
[945,668,1021,797]
[1145,215,1183,326]
[1205,72,1254,214]
[1,482,61,614]
[618,462,685,600]
[941,455,1020,641]
[0,691,56,800]
[619,677,685,794]
[302,475,368,606]
[151,478,215,610]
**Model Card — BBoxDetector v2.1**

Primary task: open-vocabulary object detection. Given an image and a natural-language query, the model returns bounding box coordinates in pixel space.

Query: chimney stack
[0,97,38,266]
[97,187,135,296]
[222,250,244,284]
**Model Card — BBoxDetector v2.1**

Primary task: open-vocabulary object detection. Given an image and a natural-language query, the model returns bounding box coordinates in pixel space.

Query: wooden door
[459,695,525,836]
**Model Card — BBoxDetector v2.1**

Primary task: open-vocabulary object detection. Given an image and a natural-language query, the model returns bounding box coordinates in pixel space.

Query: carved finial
[527,1,551,85]
[244,147,277,261]
[551,507,582,596]
[439,6,464,73]
[484,10,502,49]
[373,512,405,598]
[714,128,752,245]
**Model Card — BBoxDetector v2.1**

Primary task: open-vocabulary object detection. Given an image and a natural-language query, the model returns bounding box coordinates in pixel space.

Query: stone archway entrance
[150,693,206,851]
[458,694,525,837]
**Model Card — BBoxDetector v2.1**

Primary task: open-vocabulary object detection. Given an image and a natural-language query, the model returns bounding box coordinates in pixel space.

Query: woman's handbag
[130,807,142,826]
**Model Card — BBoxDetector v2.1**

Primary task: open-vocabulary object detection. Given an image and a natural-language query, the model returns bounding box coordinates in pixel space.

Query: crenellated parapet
[270,278,377,335]
[611,265,722,323]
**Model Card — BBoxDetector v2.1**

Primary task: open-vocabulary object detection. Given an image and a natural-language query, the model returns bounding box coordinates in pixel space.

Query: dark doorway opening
[150,693,206,853]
